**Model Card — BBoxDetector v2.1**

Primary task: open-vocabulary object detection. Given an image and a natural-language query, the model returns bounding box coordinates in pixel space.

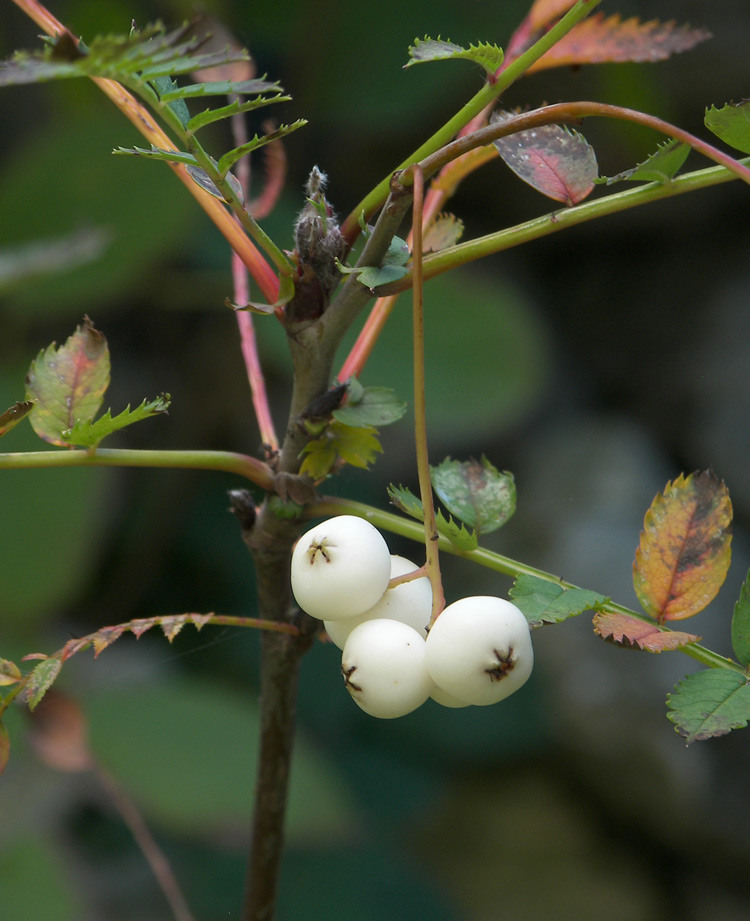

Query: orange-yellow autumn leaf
[593,611,700,653]
[526,15,711,74]
[633,471,732,622]
[528,0,578,32]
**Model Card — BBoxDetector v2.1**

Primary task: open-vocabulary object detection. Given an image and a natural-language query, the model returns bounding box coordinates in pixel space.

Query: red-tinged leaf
[526,15,711,74]
[25,317,110,446]
[593,611,700,653]
[161,618,186,642]
[25,657,63,710]
[633,471,732,622]
[0,658,22,686]
[493,116,597,205]
[0,722,9,775]
[0,400,34,437]
[189,613,214,631]
[27,691,92,772]
[91,625,126,657]
[422,213,464,253]
[131,618,157,639]
[527,0,577,31]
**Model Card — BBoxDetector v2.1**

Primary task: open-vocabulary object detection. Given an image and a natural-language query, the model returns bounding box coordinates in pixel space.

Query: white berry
[341,619,434,719]
[425,596,533,706]
[324,555,432,649]
[430,685,471,709]
[291,515,391,621]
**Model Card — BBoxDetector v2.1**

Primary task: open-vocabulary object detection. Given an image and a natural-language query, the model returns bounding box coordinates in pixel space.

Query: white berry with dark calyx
[324,555,432,649]
[290,515,391,621]
[425,596,533,706]
[341,619,434,719]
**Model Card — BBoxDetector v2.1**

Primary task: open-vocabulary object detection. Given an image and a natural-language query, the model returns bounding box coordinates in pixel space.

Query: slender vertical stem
[410,167,444,623]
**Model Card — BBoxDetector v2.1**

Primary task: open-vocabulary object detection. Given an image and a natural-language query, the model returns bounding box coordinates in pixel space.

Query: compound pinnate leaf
[25,317,109,446]
[510,574,607,627]
[492,116,597,206]
[63,395,171,448]
[0,400,34,437]
[731,568,750,668]
[597,139,690,186]
[0,722,8,775]
[593,611,700,653]
[405,37,504,75]
[633,471,732,622]
[705,101,750,156]
[24,657,63,711]
[431,456,515,534]
[526,14,711,74]
[667,670,750,743]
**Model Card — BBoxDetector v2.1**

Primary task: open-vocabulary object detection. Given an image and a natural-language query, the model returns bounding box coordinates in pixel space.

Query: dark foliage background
[2,2,750,919]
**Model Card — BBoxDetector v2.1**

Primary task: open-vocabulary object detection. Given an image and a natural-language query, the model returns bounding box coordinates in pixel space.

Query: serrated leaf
[667,670,750,743]
[333,388,407,427]
[62,394,170,448]
[299,421,382,480]
[0,400,34,437]
[386,484,478,549]
[510,574,607,627]
[422,213,464,253]
[0,722,8,775]
[161,78,280,100]
[25,658,63,711]
[405,37,504,75]
[431,456,515,535]
[25,317,110,446]
[151,73,191,127]
[113,145,198,167]
[493,115,597,206]
[388,484,424,520]
[705,101,750,156]
[0,658,22,686]
[526,14,711,74]
[217,120,306,175]
[187,92,289,133]
[596,139,691,186]
[593,611,700,653]
[731,568,750,667]
[633,471,732,622]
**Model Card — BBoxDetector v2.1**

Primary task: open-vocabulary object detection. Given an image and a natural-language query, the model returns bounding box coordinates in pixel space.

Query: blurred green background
[2,1,750,919]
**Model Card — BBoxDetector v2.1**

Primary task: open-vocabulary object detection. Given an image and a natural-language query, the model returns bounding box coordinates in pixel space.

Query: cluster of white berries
[291,515,534,719]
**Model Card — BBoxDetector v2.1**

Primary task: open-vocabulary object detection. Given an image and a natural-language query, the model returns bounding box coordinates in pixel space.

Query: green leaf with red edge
[633,471,732,622]
[431,456,515,535]
[25,317,109,446]
[0,658,22,686]
[731,568,750,668]
[526,14,711,74]
[596,139,690,186]
[667,670,750,743]
[593,611,700,653]
[705,101,750,156]
[510,574,608,627]
[0,400,34,437]
[492,115,597,206]
[24,657,63,711]
[0,721,9,775]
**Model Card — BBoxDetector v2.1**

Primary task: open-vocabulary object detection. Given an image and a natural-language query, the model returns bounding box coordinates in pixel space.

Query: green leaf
[25,658,63,710]
[229,271,295,315]
[0,400,34,437]
[186,163,244,203]
[509,574,608,627]
[187,92,290,133]
[62,394,170,448]
[383,234,410,267]
[731,568,750,667]
[333,387,407,427]
[25,317,110,446]
[339,263,410,292]
[217,120,307,175]
[596,139,691,185]
[161,78,282,99]
[0,658,22,686]
[405,37,504,75]
[150,73,191,127]
[667,669,750,743]
[386,484,477,550]
[388,484,424,520]
[113,145,198,167]
[300,421,382,479]
[0,721,8,775]
[430,456,515,534]
[705,101,750,155]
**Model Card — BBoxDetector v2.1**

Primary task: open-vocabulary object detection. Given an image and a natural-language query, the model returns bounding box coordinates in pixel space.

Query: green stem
[380,157,750,294]
[0,448,275,491]
[340,0,604,242]
[312,497,745,675]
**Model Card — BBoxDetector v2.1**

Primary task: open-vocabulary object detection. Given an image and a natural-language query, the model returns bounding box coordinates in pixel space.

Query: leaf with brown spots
[526,15,711,74]
[633,472,732,622]
[593,611,700,653]
[25,317,110,446]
